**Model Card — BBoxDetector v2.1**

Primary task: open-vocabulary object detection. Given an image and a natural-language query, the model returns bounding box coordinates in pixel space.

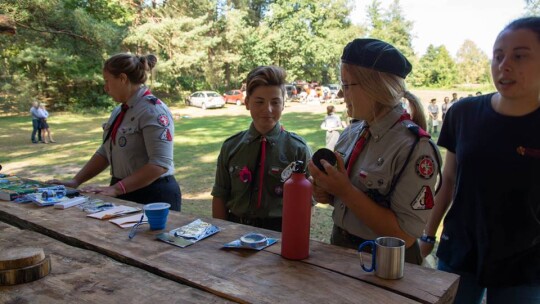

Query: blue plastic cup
[144,202,171,230]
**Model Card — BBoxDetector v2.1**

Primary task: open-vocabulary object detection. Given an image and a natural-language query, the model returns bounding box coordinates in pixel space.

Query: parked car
[187,91,225,110]
[223,89,245,105]
[327,84,340,98]
[285,84,298,99]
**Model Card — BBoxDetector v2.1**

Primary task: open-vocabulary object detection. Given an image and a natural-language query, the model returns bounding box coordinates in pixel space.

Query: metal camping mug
[358,237,405,279]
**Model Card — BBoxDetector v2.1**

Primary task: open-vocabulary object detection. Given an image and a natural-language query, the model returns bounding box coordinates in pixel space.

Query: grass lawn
[0,101,445,247]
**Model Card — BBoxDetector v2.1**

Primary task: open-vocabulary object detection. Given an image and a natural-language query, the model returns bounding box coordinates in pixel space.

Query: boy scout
[211,66,312,232]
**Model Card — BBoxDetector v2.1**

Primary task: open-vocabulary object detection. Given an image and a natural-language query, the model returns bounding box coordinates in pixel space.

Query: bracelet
[117,180,127,195]
[420,234,436,244]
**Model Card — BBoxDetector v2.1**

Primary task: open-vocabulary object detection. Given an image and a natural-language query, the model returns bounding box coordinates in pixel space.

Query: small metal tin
[240,233,268,248]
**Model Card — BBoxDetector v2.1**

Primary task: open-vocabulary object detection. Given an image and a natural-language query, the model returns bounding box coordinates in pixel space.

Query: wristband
[117,180,127,195]
[420,234,436,244]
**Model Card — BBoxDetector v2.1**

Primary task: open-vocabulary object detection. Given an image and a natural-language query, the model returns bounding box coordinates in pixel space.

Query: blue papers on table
[156,219,220,248]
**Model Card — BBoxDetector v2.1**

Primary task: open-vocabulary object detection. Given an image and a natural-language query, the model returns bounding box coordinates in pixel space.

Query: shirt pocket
[229,165,252,192]
[267,164,285,198]
[117,124,138,148]
[358,169,391,207]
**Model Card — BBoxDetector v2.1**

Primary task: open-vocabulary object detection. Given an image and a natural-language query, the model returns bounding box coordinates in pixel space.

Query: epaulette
[223,130,246,144]
[288,131,308,145]
[401,120,430,138]
[145,95,162,105]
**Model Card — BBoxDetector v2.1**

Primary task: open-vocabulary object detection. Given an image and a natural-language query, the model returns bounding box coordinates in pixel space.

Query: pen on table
[128,214,145,240]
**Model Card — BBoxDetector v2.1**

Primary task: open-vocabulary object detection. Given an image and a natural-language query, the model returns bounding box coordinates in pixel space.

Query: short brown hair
[104,53,157,84]
[245,66,287,99]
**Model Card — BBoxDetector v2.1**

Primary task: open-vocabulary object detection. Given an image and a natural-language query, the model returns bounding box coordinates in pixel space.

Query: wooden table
[0,221,231,303]
[0,195,458,303]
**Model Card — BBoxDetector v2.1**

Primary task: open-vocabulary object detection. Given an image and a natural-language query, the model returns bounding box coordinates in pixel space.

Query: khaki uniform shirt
[333,105,440,239]
[212,122,312,218]
[97,86,175,179]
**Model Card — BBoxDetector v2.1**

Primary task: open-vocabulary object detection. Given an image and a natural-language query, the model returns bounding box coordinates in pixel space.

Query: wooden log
[0,247,45,270]
[0,255,51,286]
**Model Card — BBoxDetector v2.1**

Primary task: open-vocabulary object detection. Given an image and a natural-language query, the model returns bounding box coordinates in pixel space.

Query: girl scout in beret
[212,66,311,232]
[421,17,540,303]
[308,38,441,265]
[50,53,181,211]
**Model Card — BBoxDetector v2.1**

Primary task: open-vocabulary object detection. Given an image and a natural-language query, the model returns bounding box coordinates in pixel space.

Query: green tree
[417,44,457,87]
[456,39,490,84]
[525,0,540,15]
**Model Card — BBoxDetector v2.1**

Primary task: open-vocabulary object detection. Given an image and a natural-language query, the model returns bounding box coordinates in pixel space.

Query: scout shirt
[96,86,175,179]
[333,105,440,240]
[212,122,311,219]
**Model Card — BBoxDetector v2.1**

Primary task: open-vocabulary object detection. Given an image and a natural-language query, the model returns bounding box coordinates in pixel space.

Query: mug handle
[358,240,376,272]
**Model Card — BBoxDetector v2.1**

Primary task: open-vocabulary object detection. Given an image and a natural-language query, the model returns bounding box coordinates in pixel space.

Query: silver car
[187,91,225,110]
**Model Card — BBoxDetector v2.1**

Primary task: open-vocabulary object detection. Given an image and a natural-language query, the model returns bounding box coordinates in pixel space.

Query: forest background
[0,0,539,113]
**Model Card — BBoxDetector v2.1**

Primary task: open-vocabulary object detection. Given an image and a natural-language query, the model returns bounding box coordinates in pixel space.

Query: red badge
[411,186,434,210]
[160,129,173,141]
[415,155,435,179]
[157,114,170,127]
[239,166,252,183]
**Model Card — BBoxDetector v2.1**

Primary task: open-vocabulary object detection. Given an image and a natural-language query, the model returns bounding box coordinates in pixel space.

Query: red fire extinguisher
[281,161,313,260]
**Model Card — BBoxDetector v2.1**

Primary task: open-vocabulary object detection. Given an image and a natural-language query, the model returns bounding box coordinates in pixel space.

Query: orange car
[223,89,245,105]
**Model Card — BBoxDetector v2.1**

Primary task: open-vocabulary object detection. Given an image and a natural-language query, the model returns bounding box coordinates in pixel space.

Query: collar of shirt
[245,122,282,144]
[365,104,403,142]
[125,85,147,109]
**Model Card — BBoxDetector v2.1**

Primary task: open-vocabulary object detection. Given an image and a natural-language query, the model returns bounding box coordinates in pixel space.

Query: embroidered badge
[239,166,252,183]
[411,186,434,210]
[415,155,435,179]
[157,114,170,127]
[517,146,540,158]
[274,185,283,196]
[159,129,173,141]
[270,166,281,174]
[118,136,127,147]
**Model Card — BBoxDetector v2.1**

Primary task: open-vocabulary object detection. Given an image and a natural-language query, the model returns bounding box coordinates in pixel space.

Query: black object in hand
[312,148,337,173]
[66,189,80,198]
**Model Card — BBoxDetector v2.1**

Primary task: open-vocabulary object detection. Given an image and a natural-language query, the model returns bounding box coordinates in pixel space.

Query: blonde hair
[245,66,287,100]
[344,63,426,130]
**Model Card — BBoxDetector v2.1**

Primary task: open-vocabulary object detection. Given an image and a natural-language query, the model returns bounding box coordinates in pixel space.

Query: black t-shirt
[437,94,540,287]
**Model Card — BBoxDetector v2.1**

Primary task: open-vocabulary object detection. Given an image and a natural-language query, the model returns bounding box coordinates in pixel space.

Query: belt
[111,175,172,184]
[336,226,368,245]
[228,213,281,228]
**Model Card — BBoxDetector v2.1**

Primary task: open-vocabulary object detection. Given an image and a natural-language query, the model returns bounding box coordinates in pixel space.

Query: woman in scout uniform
[420,17,540,303]
[308,38,441,265]
[211,66,311,232]
[49,53,181,211]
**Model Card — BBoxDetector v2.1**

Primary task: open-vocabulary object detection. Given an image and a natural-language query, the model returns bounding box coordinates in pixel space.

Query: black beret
[341,38,412,79]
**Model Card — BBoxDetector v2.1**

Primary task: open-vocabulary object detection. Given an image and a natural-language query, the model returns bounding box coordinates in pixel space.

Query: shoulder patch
[415,155,435,179]
[160,129,173,141]
[411,186,434,210]
[157,114,170,127]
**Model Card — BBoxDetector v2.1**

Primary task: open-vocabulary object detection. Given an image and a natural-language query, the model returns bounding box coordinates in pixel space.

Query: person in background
[30,101,43,143]
[49,53,181,211]
[450,92,458,106]
[420,17,540,303]
[38,104,55,143]
[320,105,343,150]
[441,96,450,121]
[308,38,441,265]
[427,98,439,134]
[211,66,312,232]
